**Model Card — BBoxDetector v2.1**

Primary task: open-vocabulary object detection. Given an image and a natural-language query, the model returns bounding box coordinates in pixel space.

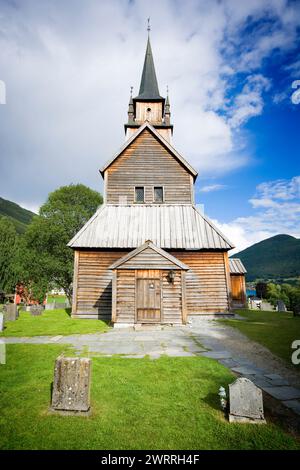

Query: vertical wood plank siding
[75,250,128,319]
[106,129,192,204]
[115,270,136,322]
[170,251,230,313]
[231,274,246,305]
[73,249,230,319]
[162,271,182,323]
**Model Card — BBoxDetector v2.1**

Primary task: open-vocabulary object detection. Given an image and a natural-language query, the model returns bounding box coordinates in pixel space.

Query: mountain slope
[232,234,300,281]
[0,197,36,234]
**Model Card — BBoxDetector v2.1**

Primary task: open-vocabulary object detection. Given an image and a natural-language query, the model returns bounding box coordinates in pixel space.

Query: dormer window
[154,186,164,203]
[135,187,144,203]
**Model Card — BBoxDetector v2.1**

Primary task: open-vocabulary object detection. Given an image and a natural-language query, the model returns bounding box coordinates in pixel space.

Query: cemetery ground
[0,308,109,337]
[1,307,300,449]
[1,343,300,450]
[221,309,300,366]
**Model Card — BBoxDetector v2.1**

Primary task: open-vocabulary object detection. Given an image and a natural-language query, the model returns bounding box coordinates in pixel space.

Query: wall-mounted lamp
[167,270,175,283]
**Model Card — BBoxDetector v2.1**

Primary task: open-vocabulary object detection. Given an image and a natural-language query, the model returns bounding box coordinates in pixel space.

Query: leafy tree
[0,216,18,294]
[21,184,102,303]
[255,281,268,299]
[265,282,289,306]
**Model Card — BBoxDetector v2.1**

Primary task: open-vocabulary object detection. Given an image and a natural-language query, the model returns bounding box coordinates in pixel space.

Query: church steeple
[135,37,162,100]
[124,27,173,142]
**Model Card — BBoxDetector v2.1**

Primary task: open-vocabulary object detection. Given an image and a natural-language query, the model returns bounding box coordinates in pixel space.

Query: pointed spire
[127,86,134,123]
[136,34,162,100]
[164,86,171,125]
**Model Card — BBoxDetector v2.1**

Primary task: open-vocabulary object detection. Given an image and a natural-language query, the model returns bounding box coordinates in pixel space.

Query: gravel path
[189,319,300,389]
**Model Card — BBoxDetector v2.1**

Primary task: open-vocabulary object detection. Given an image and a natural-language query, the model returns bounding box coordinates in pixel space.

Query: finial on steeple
[127,87,134,124]
[164,85,171,125]
[147,17,151,35]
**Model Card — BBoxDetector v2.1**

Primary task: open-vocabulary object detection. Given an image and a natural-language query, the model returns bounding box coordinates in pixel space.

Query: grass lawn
[46,295,67,303]
[0,308,109,337]
[0,344,299,450]
[221,309,300,366]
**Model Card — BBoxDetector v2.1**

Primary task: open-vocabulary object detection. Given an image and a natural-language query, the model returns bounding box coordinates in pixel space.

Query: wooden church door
[136,270,161,322]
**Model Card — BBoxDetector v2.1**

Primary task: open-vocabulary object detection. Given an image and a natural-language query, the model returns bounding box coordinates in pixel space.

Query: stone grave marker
[51,356,91,414]
[277,300,287,312]
[0,312,4,332]
[229,377,266,423]
[3,304,18,321]
[30,305,44,316]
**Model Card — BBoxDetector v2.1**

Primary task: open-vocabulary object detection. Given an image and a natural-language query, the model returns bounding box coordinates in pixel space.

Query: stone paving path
[2,319,300,416]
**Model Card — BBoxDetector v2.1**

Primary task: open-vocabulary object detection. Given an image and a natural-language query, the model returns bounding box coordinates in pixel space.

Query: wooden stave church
[68,35,247,325]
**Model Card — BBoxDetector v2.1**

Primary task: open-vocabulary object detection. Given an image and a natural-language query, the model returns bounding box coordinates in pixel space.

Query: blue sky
[0,0,299,252]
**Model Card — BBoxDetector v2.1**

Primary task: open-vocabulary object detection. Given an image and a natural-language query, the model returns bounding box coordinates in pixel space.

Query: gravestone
[51,356,91,414]
[0,312,4,332]
[3,304,18,321]
[229,377,266,423]
[30,305,44,316]
[277,300,287,312]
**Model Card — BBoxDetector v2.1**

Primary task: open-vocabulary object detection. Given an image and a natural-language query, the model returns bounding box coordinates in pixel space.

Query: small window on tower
[135,187,144,203]
[154,187,164,203]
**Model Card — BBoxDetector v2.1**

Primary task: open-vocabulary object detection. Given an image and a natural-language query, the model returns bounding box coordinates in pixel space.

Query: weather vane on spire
[130,86,133,97]
[147,17,151,34]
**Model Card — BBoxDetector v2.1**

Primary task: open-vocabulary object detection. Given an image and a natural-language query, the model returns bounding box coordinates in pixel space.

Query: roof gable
[109,240,189,270]
[229,258,247,274]
[100,122,198,179]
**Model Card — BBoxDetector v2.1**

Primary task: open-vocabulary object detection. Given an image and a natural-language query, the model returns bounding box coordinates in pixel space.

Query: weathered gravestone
[0,312,4,332]
[51,356,91,414]
[277,300,287,312]
[3,304,18,321]
[229,377,266,423]
[30,305,44,316]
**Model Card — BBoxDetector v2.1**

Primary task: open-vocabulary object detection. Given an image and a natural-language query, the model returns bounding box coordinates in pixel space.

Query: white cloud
[227,74,271,128]
[0,0,299,209]
[216,176,300,253]
[199,184,227,193]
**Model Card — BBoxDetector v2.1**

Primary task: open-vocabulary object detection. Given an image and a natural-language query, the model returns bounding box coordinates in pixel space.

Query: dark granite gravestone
[229,377,266,423]
[51,356,91,414]
[3,304,18,321]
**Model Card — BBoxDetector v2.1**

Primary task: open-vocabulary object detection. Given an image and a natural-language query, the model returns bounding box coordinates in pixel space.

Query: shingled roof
[68,204,234,250]
[229,258,247,274]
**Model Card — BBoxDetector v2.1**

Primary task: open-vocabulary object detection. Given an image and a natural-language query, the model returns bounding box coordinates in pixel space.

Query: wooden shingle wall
[72,249,230,319]
[106,129,192,204]
[161,270,183,323]
[170,251,230,313]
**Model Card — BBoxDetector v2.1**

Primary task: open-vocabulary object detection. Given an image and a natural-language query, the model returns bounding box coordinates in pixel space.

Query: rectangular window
[135,187,144,203]
[154,186,164,203]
